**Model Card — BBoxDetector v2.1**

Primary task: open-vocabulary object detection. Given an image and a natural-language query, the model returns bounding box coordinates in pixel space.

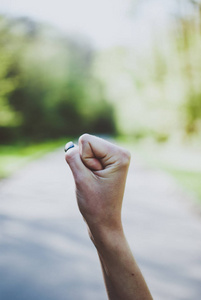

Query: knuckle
[119,149,131,167]
[79,133,90,144]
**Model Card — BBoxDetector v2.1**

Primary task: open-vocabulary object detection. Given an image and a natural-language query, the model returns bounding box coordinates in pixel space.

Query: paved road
[0,147,201,300]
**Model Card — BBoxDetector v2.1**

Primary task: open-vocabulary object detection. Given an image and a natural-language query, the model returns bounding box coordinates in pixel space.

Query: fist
[65,134,131,235]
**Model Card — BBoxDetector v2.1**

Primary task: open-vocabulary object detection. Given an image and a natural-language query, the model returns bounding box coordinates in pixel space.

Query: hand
[65,134,131,239]
[65,134,153,300]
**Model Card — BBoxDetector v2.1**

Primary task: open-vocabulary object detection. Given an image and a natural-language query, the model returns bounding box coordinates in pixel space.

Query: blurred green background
[0,0,200,201]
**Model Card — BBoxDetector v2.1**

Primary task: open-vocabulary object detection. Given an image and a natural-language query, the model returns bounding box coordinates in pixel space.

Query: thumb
[65,145,88,182]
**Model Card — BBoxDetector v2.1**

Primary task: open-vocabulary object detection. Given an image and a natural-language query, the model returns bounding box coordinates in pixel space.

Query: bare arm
[65,134,153,300]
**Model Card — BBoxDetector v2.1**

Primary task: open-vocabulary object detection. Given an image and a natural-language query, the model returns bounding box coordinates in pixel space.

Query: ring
[64,141,75,152]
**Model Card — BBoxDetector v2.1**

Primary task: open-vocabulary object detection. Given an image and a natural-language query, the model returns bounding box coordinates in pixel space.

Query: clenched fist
[65,134,130,235]
[65,134,152,300]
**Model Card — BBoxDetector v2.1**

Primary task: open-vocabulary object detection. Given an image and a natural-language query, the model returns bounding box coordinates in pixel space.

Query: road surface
[0,146,201,300]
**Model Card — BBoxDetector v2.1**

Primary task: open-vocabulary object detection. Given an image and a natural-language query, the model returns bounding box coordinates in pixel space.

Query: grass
[164,168,201,201]
[117,136,201,204]
[0,138,69,179]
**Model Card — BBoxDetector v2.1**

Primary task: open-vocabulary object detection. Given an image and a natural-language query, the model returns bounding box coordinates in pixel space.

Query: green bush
[0,15,116,144]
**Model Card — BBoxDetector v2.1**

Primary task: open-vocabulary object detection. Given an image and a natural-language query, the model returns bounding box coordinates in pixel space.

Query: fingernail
[64,141,75,152]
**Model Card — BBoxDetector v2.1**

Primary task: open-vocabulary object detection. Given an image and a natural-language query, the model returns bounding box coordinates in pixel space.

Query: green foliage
[185,91,201,133]
[1,0,200,144]
[0,15,116,144]
[0,16,21,127]
[93,1,201,142]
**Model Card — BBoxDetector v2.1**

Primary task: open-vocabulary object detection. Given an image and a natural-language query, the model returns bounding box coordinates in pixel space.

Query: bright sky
[0,0,176,49]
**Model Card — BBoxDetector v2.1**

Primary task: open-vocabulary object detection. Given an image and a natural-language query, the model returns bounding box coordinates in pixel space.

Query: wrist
[88,222,126,253]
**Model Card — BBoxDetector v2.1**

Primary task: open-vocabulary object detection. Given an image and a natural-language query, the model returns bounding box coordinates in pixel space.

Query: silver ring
[64,141,75,152]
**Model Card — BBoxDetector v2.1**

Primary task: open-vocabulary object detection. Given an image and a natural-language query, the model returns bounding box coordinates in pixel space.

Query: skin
[65,134,153,300]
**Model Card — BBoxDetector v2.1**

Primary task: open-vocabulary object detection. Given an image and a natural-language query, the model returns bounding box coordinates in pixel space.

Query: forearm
[65,135,153,300]
[98,253,119,300]
[89,226,153,300]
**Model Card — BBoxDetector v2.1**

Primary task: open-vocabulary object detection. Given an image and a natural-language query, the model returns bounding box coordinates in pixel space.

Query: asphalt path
[0,146,201,300]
